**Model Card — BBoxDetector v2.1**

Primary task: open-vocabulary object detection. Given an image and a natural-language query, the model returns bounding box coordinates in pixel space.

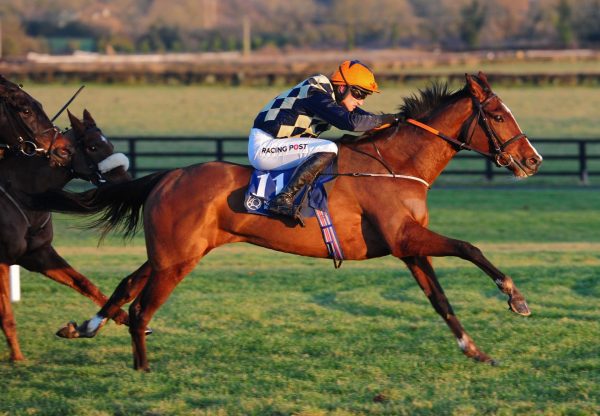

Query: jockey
[248,59,399,221]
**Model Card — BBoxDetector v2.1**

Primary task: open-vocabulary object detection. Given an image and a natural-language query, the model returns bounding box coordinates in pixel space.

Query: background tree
[0,0,597,57]
[459,0,486,48]
[573,0,600,45]
[555,0,575,47]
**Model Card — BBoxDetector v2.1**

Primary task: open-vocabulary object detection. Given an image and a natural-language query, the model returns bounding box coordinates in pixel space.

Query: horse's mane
[0,76,32,108]
[398,81,468,121]
[339,81,469,144]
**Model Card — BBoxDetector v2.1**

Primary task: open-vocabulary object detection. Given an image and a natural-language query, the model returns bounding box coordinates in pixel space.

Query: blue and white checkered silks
[254,75,335,138]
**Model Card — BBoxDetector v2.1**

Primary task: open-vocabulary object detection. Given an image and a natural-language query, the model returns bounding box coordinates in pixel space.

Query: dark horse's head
[0,75,73,166]
[67,109,132,186]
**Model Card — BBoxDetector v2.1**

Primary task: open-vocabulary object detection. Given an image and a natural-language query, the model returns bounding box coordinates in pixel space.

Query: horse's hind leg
[402,256,495,364]
[0,264,24,361]
[399,223,530,316]
[19,246,130,331]
[63,262,153,339]
[98,261,152,321]
[129,259,199,371]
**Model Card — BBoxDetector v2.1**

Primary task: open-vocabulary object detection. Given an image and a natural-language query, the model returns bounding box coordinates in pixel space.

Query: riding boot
[267,152,336,222]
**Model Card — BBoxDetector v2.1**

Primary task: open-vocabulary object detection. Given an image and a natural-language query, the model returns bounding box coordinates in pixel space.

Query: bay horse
[0,75,72,164]
[0,110,131,361]
[38,72,542,371]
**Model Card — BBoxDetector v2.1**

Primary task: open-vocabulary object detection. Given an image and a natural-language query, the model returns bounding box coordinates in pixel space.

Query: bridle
[407,92,529,168]
[0,97,61,158]
[65,125,106,185]
[67,125,130,186]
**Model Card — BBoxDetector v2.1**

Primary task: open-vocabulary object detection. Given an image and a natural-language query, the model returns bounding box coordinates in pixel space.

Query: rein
[327,123,430,187]
[0,183,51,231]
[331,171,430,188]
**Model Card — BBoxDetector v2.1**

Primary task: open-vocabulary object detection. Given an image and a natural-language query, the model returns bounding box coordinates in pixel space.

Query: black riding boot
[267,152,336,221]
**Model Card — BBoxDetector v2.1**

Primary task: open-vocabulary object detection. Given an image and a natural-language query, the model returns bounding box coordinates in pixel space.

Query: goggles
[349,86,371,100]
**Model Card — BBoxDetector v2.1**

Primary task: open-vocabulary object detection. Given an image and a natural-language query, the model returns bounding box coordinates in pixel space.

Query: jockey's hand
[374,113,402,130]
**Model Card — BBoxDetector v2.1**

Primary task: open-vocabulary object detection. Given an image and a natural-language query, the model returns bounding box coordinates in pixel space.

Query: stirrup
[267,202,305,227]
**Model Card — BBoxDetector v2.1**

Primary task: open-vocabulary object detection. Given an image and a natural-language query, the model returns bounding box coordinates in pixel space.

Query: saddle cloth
[244,164,344,268]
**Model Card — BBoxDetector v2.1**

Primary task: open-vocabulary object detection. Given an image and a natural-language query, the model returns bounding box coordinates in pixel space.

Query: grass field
[1,189,599,415]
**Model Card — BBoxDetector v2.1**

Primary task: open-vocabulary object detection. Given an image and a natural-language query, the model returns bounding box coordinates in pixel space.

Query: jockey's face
[338,85,365,112]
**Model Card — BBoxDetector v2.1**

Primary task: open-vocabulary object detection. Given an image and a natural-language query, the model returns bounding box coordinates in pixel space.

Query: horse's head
[67,109,131,186]
[0,75,73,166]
[464,72,542,178]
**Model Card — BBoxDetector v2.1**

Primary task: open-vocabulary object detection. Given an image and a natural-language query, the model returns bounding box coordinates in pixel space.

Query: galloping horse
[0,75,72,164]
[38,73,542,371]
[0,110,131,361]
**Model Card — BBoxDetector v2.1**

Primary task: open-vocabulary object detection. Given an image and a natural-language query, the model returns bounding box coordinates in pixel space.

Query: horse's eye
[88,145,97,152]
[493,115,504,122]
[22,108,31,116]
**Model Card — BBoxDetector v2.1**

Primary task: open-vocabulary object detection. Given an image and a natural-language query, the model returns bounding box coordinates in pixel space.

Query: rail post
[128,138,137,178]
[578,141,589,184]
[9,265,20,302]
[216,139,224,161]
[485,159,494,181]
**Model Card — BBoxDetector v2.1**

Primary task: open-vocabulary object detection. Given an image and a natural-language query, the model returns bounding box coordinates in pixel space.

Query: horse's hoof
[145,327,153,336]
[56,321,80,339]
[75,318,106,338]
[508,297,531,316]
[473,353,496,365]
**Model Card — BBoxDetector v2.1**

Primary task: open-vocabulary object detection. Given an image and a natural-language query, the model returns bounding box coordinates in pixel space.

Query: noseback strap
[500,133,527,150]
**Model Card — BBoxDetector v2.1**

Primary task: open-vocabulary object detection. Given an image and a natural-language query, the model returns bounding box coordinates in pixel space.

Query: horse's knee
[456,240,483,259]
[128,302,142,324]
[0,316,17,336]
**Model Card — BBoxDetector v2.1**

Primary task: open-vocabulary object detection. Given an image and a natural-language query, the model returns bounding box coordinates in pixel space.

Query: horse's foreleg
[129,259,199,371]
[0,264,24,361]
[19,246,130,326]
[399,223,530,316]
[402,256,495,364]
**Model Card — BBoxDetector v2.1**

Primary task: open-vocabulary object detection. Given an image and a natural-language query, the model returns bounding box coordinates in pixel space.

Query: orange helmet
[330,60,380,93]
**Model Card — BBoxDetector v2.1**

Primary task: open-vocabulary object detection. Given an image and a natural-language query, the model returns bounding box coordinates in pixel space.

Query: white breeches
[248,128,338,170]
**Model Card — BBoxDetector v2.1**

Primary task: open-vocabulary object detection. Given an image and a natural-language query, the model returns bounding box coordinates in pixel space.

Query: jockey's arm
[304,92,398,132]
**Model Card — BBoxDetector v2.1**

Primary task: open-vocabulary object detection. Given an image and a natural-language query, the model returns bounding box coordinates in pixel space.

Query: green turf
[1,189,598,415]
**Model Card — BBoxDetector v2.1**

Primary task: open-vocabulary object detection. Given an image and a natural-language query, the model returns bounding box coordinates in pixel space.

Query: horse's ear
[476,71,492,91]
[82,109,96,127]
[68,109,85,135]
[465,73,488,102]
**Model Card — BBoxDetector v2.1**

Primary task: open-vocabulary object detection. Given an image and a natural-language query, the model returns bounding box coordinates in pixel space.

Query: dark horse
[39,73,542,371]
[0,110,131,361]
[0,75,71,163]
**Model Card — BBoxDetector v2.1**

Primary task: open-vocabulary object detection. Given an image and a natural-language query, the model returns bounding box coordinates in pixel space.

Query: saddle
[244,163,344,268]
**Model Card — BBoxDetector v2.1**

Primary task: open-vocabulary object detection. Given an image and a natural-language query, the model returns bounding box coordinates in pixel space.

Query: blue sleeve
[304,91,388,132]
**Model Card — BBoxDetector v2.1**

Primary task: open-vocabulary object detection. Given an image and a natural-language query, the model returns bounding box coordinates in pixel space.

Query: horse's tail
[31,170,169,239]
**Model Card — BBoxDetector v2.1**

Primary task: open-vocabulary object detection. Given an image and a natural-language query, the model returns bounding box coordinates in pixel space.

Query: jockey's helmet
[330,60,380,94]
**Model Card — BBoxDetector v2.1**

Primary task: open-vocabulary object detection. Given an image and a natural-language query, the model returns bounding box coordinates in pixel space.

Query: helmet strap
[336,64,350,100]
[334,84,351,103]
